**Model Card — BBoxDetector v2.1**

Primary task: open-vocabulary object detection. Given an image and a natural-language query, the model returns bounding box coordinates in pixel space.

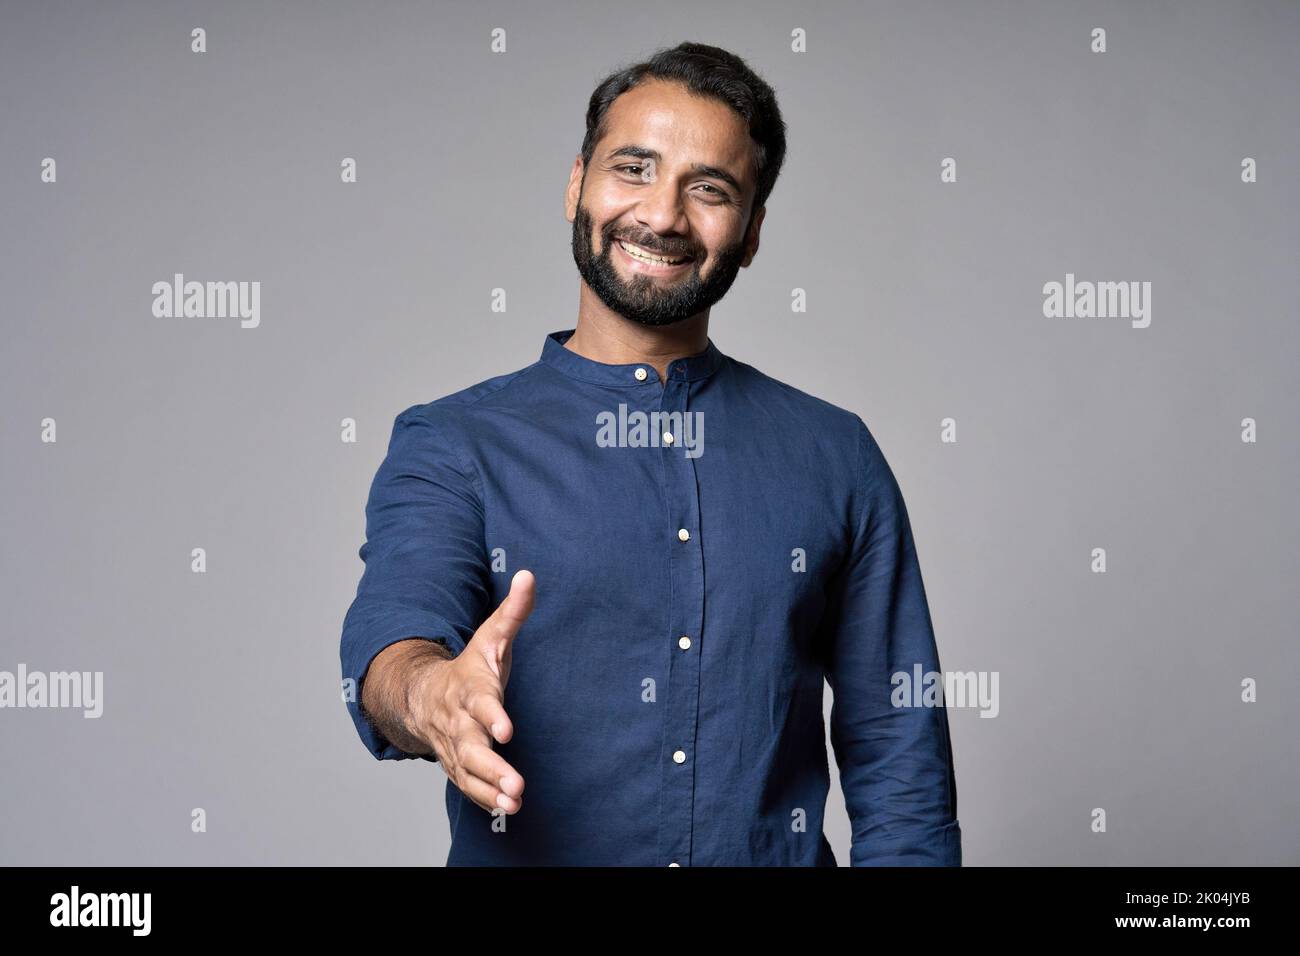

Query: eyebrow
[604,144,743,195]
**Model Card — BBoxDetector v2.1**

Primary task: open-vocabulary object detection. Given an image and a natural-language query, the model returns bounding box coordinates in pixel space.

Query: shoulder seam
[728,357,860,422]
[462,361,547,408]
[395,361,547,504]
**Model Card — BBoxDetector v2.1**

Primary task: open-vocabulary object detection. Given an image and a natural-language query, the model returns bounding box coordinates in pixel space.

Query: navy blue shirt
[341,329,961,866]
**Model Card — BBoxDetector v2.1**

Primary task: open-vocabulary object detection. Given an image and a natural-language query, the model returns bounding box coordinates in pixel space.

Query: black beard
[570,199,749,328]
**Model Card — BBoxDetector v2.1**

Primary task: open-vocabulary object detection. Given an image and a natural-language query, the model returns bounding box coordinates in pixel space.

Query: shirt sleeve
[340,405,491,761]
[820,416,963,865]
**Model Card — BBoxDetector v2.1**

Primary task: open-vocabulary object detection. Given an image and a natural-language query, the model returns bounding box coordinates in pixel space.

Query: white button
[677,528,690,542]
[668,862,680,867]
[678,635,691,650]
[634,367,648,381]
[662,432,674,445]
[673,750,686,764]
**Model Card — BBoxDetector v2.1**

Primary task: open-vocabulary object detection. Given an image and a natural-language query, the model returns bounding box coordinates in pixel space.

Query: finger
[464,684,515,745]
[455,766,521,815]
[456,738,526,802]
[479,569,536,649]
[444,718,525,799]
[452,743,522,811]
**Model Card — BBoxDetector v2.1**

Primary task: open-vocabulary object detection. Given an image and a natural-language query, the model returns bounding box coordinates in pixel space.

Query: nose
[633,176,689,239]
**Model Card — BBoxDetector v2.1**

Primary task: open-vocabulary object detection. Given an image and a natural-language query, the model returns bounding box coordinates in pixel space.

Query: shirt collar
[540,328,725,387]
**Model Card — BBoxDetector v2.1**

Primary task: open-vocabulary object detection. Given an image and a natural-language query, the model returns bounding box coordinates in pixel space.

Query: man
[340,41,962,866]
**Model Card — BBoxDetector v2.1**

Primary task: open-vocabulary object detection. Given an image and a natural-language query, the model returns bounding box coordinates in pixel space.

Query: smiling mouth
[616,238,694,267]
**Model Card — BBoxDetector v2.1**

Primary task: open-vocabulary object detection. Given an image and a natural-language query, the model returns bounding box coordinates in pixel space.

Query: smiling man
[340,41,962,866]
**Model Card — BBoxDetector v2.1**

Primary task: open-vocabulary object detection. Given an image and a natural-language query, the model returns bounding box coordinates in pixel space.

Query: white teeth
[619,240,688,265]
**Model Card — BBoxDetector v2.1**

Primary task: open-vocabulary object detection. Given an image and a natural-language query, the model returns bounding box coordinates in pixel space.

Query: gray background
[1,0,1297,865]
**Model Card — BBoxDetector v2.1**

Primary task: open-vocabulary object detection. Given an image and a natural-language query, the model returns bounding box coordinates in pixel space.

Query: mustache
[609,231,696,259]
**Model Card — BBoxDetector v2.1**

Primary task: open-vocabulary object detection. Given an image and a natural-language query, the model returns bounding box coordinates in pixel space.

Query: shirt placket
[654,364,705,867]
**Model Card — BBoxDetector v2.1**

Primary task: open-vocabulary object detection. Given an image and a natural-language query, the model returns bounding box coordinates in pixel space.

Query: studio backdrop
[1,0,1297,865]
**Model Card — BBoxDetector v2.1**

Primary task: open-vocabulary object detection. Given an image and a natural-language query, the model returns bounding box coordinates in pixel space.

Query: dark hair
[581,42,788,216]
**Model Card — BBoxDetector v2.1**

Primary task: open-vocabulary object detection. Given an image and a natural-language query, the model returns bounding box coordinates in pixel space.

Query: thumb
[477,569,536,651]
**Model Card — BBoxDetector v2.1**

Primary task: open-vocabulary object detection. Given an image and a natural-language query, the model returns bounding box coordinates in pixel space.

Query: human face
[566,79,764,327]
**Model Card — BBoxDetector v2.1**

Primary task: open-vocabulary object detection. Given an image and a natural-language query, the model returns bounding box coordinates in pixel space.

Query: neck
[565,288,710,383]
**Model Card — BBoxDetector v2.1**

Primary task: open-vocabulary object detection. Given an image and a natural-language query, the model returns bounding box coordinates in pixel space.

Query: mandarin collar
[539,329,725,387]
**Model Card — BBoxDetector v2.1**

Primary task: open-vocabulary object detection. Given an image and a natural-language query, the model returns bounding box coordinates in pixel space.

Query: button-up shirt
[340,329,962,866]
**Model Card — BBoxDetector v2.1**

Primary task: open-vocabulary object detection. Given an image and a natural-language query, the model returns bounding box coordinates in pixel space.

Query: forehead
[598,79,753,181]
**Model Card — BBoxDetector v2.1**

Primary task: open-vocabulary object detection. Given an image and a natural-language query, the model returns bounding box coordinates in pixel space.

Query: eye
[694,183,732,204]
[615,166,729,202]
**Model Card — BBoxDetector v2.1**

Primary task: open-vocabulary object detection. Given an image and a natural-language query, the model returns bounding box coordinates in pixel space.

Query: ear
[740,205,766,268]
[564,155,585,222]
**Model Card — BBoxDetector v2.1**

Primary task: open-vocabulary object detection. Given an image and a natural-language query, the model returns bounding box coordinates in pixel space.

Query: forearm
[360,638,455,756]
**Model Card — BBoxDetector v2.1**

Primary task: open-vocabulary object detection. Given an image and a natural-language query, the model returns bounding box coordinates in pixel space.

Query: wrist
[401,645,454,744]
